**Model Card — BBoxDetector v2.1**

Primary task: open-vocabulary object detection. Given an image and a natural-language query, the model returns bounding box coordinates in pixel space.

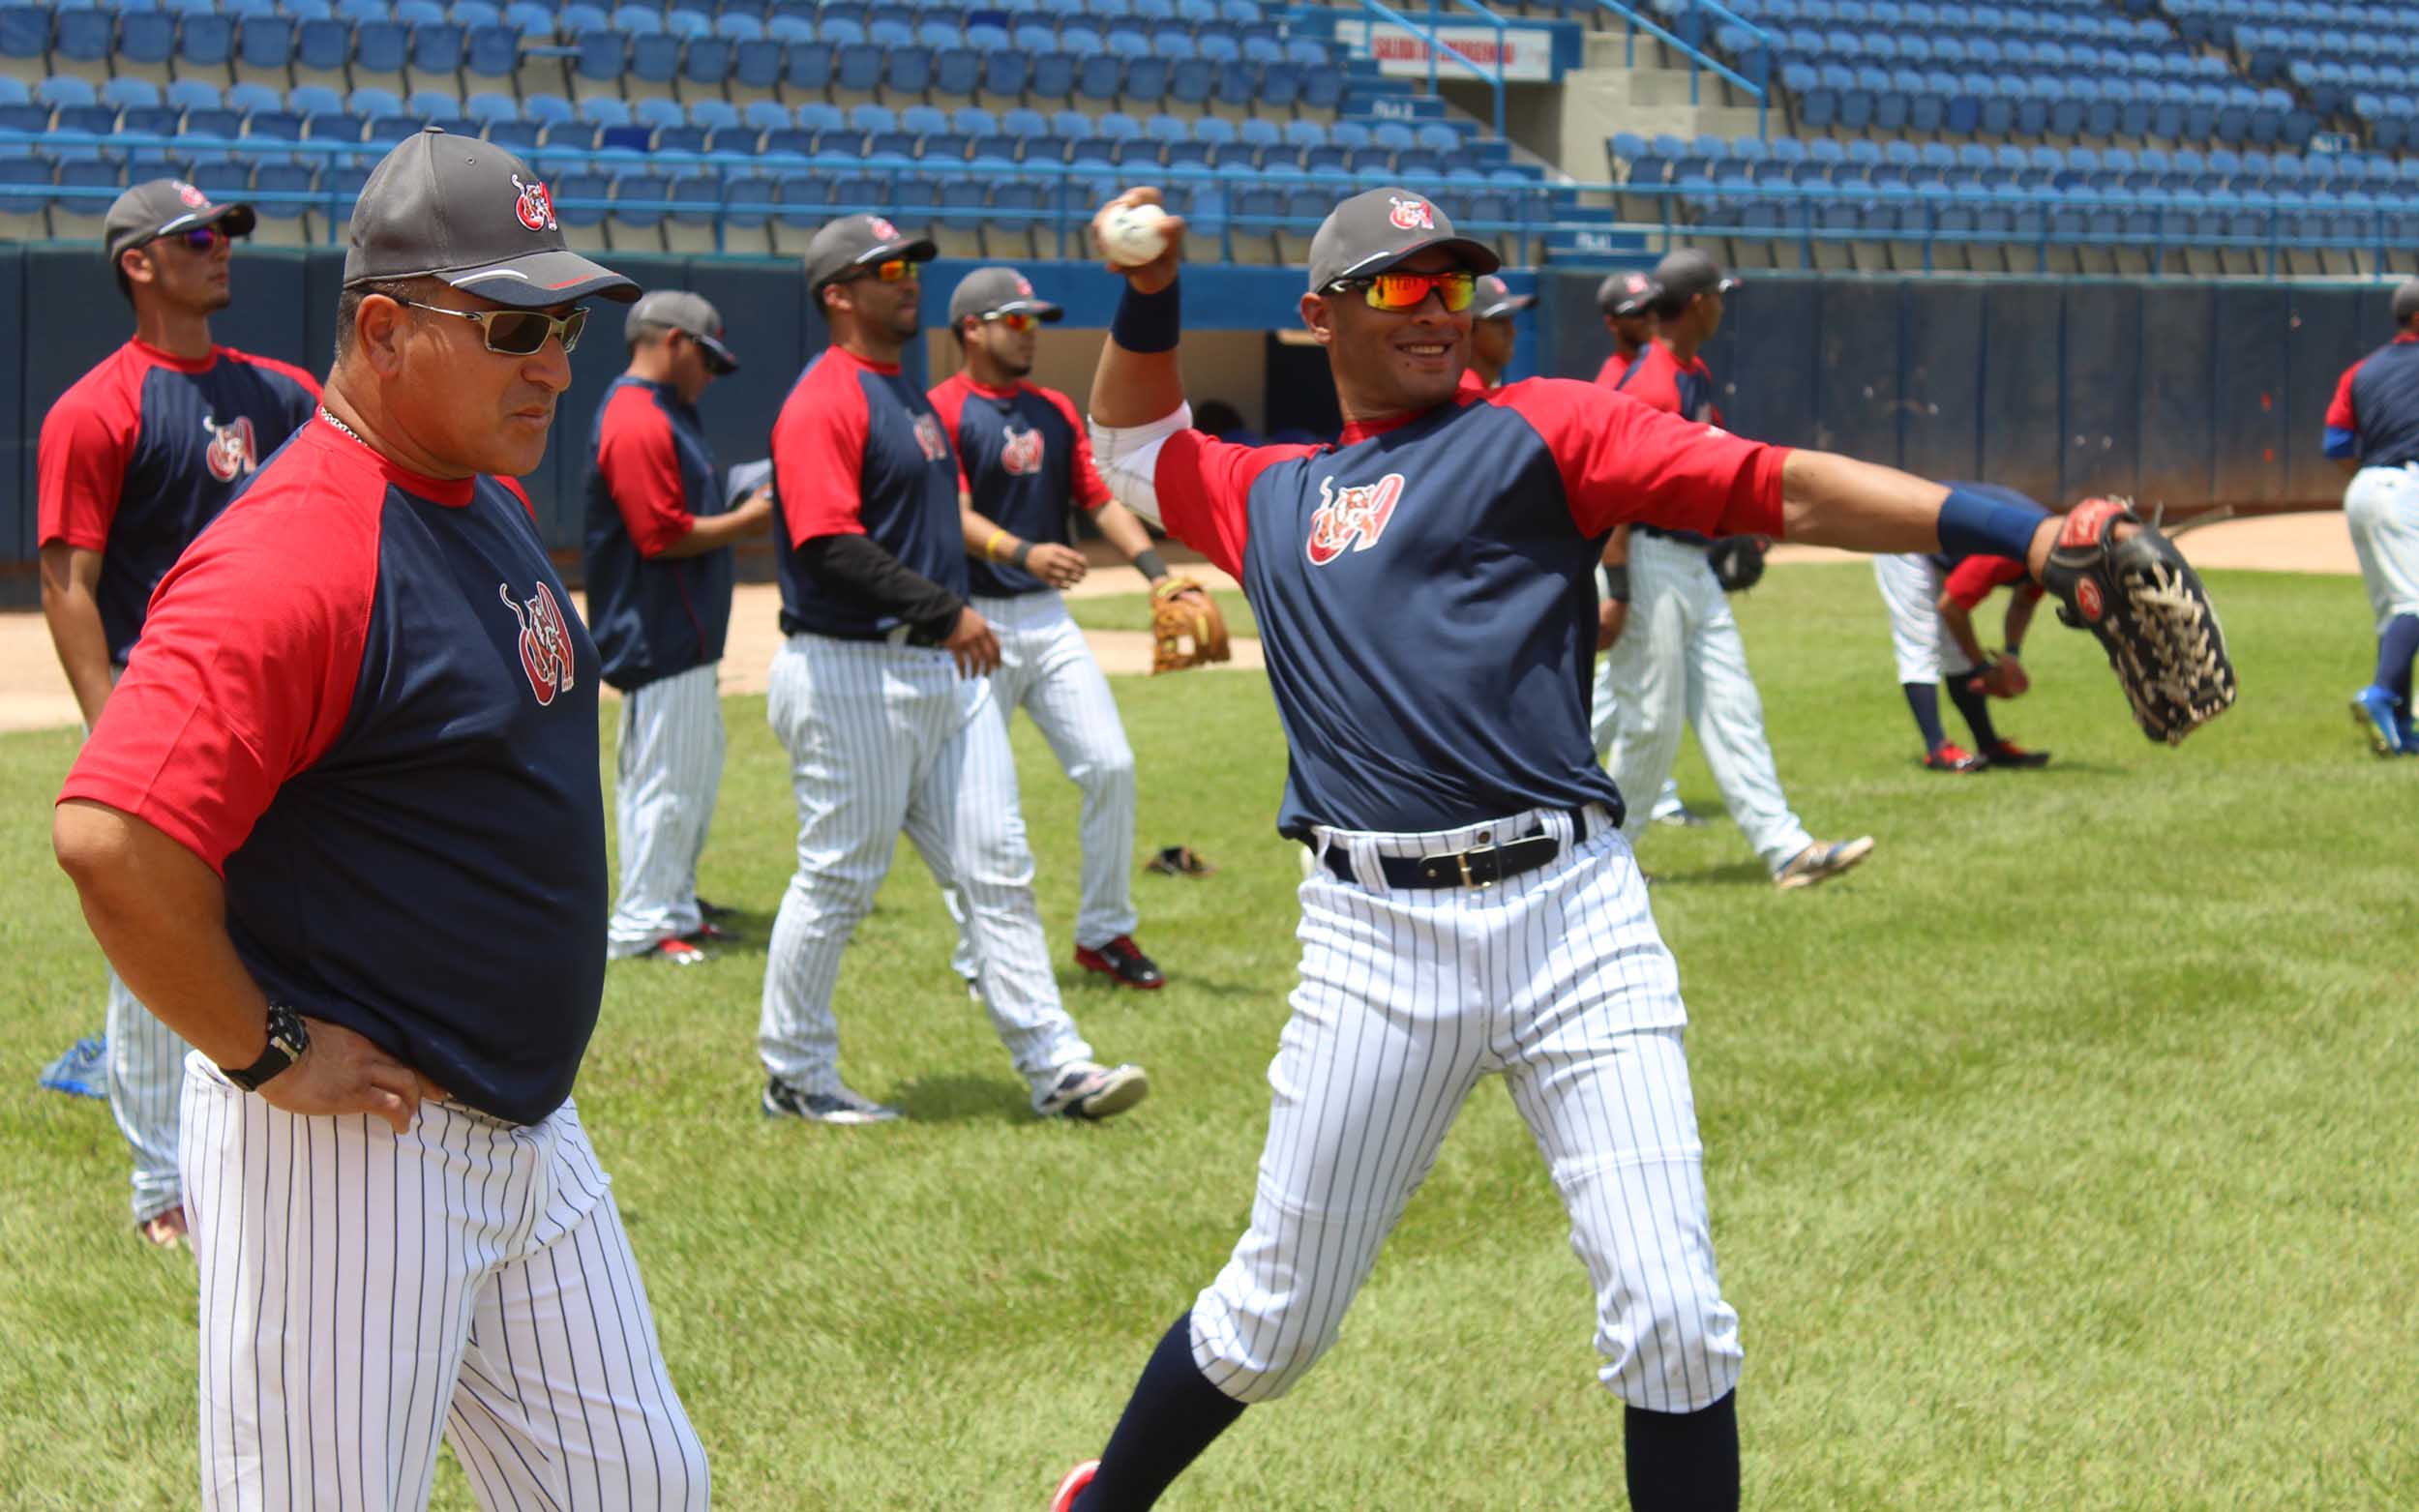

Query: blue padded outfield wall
[4,245,2399,569]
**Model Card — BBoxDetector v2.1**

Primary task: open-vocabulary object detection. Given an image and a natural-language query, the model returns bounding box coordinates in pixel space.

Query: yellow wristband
[984,527,1012,561]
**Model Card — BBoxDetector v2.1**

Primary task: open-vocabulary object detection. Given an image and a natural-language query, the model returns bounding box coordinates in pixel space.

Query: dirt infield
[0,512,2345,732]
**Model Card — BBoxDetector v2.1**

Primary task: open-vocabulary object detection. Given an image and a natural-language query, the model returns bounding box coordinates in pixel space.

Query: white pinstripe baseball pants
[2344,464,2419,632]
[759,633,1090,1099]
[1603,534,1814,875]
[1190,806,1742,1413]
[1870,553,1977,684]
[946,590,1139,977]
[608,663,727,957]
[88,669,190,1226]
[180,1055,708,1510]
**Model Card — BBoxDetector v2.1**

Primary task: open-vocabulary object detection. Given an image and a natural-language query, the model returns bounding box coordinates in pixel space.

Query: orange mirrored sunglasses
[1326,270,1478,313]
[980,311,1039,332]
[854,258,916,283]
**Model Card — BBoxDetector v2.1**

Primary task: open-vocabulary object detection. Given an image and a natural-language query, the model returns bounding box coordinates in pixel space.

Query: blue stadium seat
[631,31,683,87]
[411,18,467,75]
[786,37,835,93]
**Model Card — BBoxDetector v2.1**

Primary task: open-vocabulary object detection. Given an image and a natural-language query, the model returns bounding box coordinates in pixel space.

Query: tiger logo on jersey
[912,411,951,464]
[1000,424,1045,476]
[200,413,257,483]
[1305,472,1406,566]
[511,173,557,233]
[499,580,576,706]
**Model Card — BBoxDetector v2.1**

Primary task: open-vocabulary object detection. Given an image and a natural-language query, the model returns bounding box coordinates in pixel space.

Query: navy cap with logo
[627,288,737,373]
[105,179,256,266]
[1472,274,1535,322]
[948,266,1063,327]
[1597,269,1659,319]
[804,213,939,292]
[1306,186,1500,293]
[1646,248,1739,315]
[343,127,638,308]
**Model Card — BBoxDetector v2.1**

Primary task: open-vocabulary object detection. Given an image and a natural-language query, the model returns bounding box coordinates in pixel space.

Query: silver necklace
[318,405,367,446]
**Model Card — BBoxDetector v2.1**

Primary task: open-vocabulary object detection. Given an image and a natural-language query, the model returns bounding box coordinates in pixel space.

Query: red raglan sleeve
[37,371,137,552]
[57,453,374,875]
[773,363,871,546]
[2326,359,2361,432]
[1150,431,1315,579]
[597,385,694,557]
[1496,379,1788,541]
[1045,387,1114,510]
[1943,554,2028,609]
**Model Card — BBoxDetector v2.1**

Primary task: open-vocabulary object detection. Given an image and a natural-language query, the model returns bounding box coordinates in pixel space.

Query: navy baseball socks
[1901,683,1950,755]
[1626,1391,1741,1512]
[1945,674,2004,755]
[1071,1314,1247,1511]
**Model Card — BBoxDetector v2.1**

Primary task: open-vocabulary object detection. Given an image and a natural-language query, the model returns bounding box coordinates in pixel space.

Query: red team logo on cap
[201,413,256,482]
[1305,472,1406,566]
[176,181,211,210]
[499,580,576,705]
[1000,425,1044,476]
[869,216,901,241]
[1387,196,1435,231]
[510,173,556,233]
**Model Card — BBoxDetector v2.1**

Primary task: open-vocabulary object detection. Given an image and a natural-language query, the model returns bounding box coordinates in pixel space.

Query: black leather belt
[1637,525,1713,546]
[1321,809,1589,890]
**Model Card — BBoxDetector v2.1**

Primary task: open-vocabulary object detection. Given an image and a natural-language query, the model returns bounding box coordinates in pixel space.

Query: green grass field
[2,563,2413,1510]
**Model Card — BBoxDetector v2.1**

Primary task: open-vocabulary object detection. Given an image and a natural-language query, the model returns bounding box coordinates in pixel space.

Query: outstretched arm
[1777,453,2062,577]
[1089,188,1189,430]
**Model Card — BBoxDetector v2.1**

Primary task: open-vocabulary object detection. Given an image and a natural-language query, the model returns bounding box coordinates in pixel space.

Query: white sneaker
[1034,1060,1150,1120]
[1773,836,1875,890]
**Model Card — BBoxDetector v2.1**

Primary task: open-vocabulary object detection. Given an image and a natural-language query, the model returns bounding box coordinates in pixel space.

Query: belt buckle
[1455,837,1497,889]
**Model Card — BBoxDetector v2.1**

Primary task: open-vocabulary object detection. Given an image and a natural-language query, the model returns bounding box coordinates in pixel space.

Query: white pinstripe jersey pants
[1602,533,1815,875]
[87,665,191,1225]
[1189,805,1742,1414]
[759,633,1091,1101]
[608,662,726,956]
[1871,552,1978,685]
[945,589,1139,976]
[180,1054,708,1510]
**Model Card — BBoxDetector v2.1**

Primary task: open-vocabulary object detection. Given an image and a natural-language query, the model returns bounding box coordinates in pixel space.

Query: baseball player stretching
[1047,182,2079,1512]
[584,289,773,964]
[53,130,707,1508]
[930,264,1191,991]
[1599,248,1871,888]
[1873,483,2054,770]
[38,178,318,1249]
[2325,277,2419,756]
[758,214,1148,1125]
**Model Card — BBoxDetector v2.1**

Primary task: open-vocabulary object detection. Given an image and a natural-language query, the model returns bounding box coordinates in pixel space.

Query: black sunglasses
[397,298,589,356]
[151,224,231,253]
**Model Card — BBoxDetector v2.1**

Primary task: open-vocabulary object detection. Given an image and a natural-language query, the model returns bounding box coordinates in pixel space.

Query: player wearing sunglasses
[929,265,1198,994]
[36,176,320,1254]
[584,289,773,966]
[757,218,1150,1127]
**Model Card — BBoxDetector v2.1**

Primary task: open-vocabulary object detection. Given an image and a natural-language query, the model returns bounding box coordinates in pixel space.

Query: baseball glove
[1708,536,1767,593]
[1150,578,1231,674]
[2040,498,2237,745]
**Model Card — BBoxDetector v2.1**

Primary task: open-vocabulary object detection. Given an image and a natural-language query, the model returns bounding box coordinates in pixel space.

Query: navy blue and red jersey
[582,375,735,691]
[1605,341,1720,425]
[771,345,965,637]
[60,417,608,1127]
[930,371,1113,598]
[38,339,320,665]
[2325,333,2419,465]
[1147,381,1788,837]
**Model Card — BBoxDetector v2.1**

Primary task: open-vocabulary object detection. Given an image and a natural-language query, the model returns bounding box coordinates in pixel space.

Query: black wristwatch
[222,1004,310,1092]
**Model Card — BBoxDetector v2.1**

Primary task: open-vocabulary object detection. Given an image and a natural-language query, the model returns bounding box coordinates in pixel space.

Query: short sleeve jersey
[58,418,608,1127]
[930,371,1114,598]
[770,345,966,637]
[2325,333,2419,467]
[1146,380,1789,837]
[1608,341,1720,425]
[581,375,735,691]
[38,340,321,664]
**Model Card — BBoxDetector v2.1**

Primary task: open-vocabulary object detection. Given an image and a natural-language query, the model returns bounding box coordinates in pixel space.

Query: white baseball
[1099,202,1173,267]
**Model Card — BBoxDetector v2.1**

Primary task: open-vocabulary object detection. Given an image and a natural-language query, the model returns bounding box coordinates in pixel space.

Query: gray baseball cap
[1647,248,1739,314]
[343,127,638,308]
[628,288,736,373]
[804,212,938,291]
[1598,269,1659,318]
[1472,274,1534,322]
[1305,186,1499,294]
[2394,278,2419,322]
[105,178,255,265]
[947,266,1063,327]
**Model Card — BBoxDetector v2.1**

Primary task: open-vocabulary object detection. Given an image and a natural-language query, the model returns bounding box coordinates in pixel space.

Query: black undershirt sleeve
[798,533,965,642]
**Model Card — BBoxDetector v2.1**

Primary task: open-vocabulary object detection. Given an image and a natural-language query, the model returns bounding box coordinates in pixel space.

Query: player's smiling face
[1302,247,1474,422]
